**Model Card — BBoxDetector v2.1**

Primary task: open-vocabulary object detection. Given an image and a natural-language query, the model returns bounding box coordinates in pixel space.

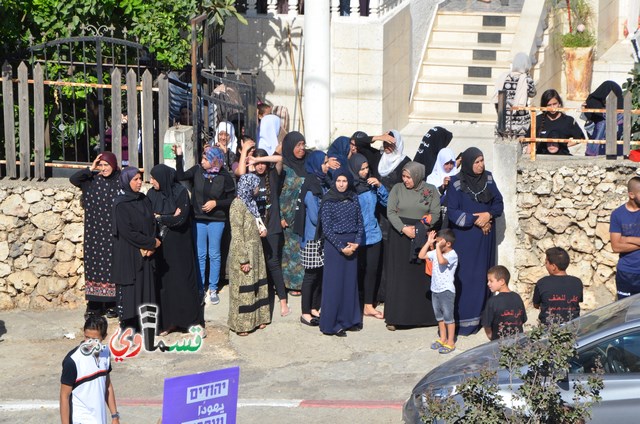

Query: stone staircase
[409,10,522,123]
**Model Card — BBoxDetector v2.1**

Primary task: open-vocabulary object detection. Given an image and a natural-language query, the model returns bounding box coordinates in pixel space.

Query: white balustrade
[350,0,360,16]
[288,0,299,15]
[247,0,258,16]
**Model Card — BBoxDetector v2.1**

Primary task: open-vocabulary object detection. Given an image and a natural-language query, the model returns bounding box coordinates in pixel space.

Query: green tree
[422,321,603,424]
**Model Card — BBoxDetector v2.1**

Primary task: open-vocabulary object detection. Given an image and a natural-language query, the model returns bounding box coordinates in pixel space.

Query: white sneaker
[209,292,220,305]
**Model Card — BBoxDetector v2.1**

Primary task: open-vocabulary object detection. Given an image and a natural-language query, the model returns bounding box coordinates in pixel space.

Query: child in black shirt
[481,265,527,341]
[533,247,583,325]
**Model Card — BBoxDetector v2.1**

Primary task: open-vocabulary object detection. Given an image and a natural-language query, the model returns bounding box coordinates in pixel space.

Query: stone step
[411,93,496,115]
[426,41,512,62]
[434,12,520,28]
[430,27,515,45]
[421,58,510,80]
[414,77,496,97]
[408,111,497,124]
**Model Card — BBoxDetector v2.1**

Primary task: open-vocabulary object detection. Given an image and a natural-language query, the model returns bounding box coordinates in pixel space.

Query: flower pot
[563,46,594,101]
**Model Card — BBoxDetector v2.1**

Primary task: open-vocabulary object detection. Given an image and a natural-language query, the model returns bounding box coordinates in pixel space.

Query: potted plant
[560,0,596,100]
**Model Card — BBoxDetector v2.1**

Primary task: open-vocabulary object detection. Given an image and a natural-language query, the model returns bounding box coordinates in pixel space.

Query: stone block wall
[1,160,638,312]
[513,160,638,311]
[0,179,86,310]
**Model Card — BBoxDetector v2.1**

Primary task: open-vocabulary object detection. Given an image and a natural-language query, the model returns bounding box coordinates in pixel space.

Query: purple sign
[162,367,240,424]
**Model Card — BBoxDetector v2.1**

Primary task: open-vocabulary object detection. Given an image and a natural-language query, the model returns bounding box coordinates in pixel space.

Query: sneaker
[209,292,220,305]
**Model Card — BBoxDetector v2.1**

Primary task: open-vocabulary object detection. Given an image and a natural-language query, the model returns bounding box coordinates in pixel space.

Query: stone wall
[0,179,86,310]
[513,160,638,311]
[1,159,638,311]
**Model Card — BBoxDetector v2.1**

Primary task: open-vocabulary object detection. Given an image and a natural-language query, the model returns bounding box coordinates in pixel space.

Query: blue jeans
[195,220,225,294]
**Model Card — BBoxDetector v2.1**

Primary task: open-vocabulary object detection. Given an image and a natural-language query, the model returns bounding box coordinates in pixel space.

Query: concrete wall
[596,0,621,57]
[221,1,426,140]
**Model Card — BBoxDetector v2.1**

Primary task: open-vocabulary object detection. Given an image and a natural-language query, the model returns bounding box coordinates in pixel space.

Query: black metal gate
[27,25,157,163]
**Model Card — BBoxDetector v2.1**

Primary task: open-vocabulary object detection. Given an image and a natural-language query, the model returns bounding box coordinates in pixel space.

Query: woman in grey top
[383,161,441,330]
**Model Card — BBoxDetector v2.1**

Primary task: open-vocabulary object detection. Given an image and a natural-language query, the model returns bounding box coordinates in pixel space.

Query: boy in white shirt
[419,228,458,354]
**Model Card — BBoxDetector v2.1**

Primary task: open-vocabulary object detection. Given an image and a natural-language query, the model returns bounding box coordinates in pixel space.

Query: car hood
[412,340,506,392]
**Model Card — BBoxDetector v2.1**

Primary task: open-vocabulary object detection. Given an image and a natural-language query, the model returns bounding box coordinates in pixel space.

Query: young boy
[481,265,527,341]
[533,247,583,325]
[419,229,458,354]
[60,315,120,424]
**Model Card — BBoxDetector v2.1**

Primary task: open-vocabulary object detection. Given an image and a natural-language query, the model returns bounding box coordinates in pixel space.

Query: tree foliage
[2,0,246,70]
[421,321,603,424]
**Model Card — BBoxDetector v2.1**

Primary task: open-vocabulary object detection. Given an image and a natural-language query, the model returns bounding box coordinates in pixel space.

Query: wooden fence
[504,91,640,161]
[1,61,169,181]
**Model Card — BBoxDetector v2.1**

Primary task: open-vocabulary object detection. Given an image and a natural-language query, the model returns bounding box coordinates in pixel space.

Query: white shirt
[427,249,458,293]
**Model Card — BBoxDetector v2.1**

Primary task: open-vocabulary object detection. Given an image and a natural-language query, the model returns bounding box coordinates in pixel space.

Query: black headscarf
[282,131,307,177]
[413,126,453,177]
[148,164,186,215]
[585,80,623,123]
[112,166,143,235]
[348,153,371,194]
[458,148,494,204]
[351,131,381,179]
[322,169,356,203]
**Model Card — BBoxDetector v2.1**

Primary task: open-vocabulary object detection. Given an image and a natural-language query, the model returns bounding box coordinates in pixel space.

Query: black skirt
[383,225,436,327]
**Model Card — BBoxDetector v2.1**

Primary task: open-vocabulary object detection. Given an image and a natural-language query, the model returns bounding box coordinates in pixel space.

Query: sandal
[438,344,456,354]
[430,340,444,350]
[289,291,302,297]
[237,332,249,336]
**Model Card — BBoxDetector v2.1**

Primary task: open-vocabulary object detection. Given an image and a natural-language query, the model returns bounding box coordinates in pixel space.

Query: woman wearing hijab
[112,167,160,331]
[348,153,388,319]
[174,144,236,305]
[445,147,504,336]
[492,52,536,136]
[148,164,202,335]
[257,114,281,155]
[279,132,308,295]
[70,152,121,319]
[426,148,459,196]
[413,126,453,177]
[327,136,351,180]
[295,151,330,327]
[427,148,460,229]
[319,170,364,337]
[228,173,271,336]
[250,149,289,317]
[584,80,624,156]
[384,162,441,330]
[213,121,238,171]
[350,131,381,179]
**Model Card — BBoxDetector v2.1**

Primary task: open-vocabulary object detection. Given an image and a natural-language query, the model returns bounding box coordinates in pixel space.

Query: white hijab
[215,121,237,153]
[258,114,281,155]
[426,147,459,188]
[377,129,406,177]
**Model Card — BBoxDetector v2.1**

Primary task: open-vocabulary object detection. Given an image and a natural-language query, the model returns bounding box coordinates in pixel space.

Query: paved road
[0,292,487,423]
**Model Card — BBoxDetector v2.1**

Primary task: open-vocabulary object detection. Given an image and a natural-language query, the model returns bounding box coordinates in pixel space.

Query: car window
[570,329,640,374]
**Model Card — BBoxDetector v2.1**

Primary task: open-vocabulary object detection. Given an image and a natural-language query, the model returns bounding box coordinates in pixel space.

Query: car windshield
[574,295,640,338]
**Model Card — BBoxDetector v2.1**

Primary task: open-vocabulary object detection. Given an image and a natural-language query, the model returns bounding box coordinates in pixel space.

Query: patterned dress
[228,199,271,333]
[501,72,536,136]
[69,168,120,302]
[279,165,305,290]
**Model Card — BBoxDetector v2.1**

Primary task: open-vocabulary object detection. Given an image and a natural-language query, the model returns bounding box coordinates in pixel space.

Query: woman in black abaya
[148,164,202,335]
[112,167,160,331]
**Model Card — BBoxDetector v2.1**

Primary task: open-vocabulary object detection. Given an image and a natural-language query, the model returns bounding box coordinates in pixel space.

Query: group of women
[71,155,202,335]
[72,117,504,338]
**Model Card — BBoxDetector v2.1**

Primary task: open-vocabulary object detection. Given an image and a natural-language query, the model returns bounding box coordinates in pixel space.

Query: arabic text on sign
[181,414,227,424]
[186,379,229,403]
